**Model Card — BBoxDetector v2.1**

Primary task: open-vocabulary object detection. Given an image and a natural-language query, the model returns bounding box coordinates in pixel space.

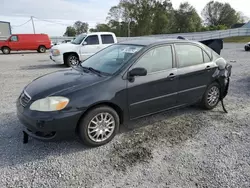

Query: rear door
[127,44,178,119]
[175,43,217,105]
[100,34,115,49]
[79,34,101,60]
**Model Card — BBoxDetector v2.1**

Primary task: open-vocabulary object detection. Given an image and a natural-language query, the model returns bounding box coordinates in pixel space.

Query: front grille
[20,91,31,107]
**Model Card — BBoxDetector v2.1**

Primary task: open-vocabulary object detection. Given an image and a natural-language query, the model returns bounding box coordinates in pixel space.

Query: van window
[175,44,203,68]
[10,35,18,42]
[101,34,114,44]
[85,35,99,45]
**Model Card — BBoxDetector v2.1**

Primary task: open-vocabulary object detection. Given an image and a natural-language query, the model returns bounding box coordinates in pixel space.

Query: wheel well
[75,102,124,134]
[38,45,46,48]
[1,46,10,50]
[63,52,79,64]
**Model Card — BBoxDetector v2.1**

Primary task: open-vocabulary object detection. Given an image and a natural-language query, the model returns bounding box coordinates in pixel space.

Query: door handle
[205,65,211,70]
[168,73,176,80]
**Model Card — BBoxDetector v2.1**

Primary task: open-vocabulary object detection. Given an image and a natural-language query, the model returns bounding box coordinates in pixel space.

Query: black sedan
[17,39,232,147]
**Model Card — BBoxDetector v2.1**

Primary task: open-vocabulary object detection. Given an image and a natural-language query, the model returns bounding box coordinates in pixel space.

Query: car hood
[51,43,79,52]
[24,68,106,100]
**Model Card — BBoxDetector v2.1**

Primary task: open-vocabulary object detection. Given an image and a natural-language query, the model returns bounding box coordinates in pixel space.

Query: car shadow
[119,105,225,134]
[0,105,226,168]
[19,64,65,70]
[0,113,91,168]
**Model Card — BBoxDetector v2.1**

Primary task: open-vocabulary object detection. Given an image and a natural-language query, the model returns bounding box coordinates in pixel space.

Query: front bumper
[50,54,64,64]
[16,101,83,141]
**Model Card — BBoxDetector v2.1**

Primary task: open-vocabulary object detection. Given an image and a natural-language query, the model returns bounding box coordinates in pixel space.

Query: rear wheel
[2,47,10,54]
[201,82,221,110]
[78,106,120,147]
[65,54,79,67]
[38,46,46,53]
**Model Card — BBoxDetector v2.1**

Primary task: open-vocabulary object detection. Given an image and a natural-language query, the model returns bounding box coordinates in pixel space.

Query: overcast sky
[0,0,249,36]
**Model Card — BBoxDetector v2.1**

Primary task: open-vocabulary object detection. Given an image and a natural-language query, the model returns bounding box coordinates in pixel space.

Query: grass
[223,36,250,43]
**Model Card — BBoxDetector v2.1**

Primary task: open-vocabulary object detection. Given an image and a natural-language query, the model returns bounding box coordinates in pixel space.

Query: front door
[175,43,218,105]
[127,44,178,119]
[8,35,19,50]
[80,34,101,60]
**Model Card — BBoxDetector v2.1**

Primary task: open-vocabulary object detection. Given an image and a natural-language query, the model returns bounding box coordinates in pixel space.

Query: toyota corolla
[16,39,232,147]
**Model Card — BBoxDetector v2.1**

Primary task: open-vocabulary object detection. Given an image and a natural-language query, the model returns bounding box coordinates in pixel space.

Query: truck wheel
[201,82,221,110]
[78,106,120,147]
[2,47,10,54]
[38,46,46,53]
[66,54,79,67]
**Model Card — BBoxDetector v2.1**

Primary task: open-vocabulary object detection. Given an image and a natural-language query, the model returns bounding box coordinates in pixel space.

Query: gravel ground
[0,44,250,188]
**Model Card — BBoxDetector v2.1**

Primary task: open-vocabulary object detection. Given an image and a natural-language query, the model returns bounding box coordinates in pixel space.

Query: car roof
[118,38,201,46]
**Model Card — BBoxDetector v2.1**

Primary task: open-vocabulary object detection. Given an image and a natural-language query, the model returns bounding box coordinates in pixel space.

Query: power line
[12,18,31,27]
[33,17,72,26]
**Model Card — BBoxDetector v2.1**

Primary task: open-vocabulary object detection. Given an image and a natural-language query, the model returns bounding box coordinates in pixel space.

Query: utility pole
[31,16,36,34]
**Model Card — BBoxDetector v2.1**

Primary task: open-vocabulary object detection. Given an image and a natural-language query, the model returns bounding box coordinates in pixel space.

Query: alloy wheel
[207,86,220,106]
[69,56,78,66]
[87,112,116,143]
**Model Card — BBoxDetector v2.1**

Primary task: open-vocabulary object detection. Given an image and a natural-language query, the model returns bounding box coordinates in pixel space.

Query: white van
[50,32,117,67]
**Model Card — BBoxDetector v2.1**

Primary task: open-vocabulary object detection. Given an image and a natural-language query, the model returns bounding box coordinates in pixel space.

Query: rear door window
[101,34,114,44]
[85,35,99,45]
[175,44,204,68]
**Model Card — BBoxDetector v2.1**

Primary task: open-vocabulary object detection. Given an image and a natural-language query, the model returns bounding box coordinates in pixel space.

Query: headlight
[30,96,69,112]
[51,49,60,56]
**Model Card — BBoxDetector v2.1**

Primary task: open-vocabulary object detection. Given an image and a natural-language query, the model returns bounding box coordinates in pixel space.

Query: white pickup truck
[50,32,117,67]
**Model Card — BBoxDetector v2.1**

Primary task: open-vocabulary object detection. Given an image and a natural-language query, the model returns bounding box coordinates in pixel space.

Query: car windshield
[80,44,144,75]
[71,34,87,44]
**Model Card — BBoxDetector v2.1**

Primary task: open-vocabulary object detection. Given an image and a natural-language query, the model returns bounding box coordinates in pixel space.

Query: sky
[0,0,249,36]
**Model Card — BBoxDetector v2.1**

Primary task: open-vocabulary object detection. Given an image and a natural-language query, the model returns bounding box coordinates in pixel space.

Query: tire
[38,46,46,53]
[2,47,10,54]
[201,82,221,110]
[245,46,249,51]
[78,106,120,147]
[65,54,79,67]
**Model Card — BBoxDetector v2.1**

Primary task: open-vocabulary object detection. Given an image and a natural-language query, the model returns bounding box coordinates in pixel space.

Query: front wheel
[245,46,250,51]
[78,106,120,147]
[201,82,221,110]
[2,47,10,54]
[65,54,79,67]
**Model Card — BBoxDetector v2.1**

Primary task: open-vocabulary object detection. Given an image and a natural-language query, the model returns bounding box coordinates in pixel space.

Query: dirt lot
[0,43,250,188]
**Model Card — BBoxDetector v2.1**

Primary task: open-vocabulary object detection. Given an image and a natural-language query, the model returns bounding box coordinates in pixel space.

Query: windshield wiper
[79,65,103,76]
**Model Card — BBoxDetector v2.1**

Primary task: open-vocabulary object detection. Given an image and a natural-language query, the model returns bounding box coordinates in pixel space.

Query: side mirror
[128,67,147,77]
[83,41,87,45]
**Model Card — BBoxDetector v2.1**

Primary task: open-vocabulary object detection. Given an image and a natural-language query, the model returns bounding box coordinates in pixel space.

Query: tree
[202,1,240,27]
[90,23,111,32]
[173,2,202,33]
[73,21,89,34]
[63,26,76,36]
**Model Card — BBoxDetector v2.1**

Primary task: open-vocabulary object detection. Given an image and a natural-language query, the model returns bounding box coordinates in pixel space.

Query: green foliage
[73,21,89,35]
[202,1,241,27]
[63,26,76,37]
[65,0,247,37]
[223,36,250,43]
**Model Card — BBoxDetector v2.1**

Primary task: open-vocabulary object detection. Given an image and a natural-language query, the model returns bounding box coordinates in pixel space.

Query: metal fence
[1,27,250,42]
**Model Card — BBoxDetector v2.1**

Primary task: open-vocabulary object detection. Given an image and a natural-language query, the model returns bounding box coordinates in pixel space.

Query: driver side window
[133,45,173,74]
[10,35,18,42]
